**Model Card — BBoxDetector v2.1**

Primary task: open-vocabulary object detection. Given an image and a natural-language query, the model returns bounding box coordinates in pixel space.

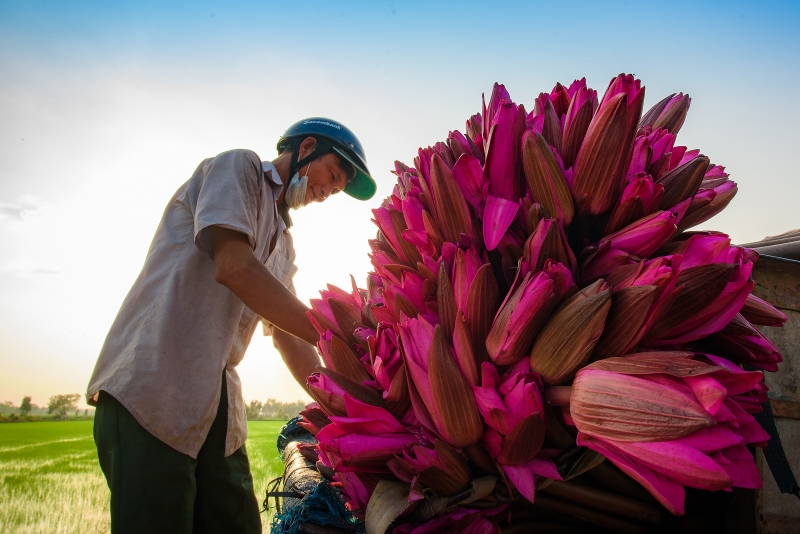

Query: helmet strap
[288,137,330,179]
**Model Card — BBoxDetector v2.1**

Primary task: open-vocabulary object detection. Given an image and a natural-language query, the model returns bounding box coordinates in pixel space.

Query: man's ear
[298,136,318,159]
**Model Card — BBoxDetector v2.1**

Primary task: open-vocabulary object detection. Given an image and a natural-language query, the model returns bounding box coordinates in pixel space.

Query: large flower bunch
[300,74,785,532]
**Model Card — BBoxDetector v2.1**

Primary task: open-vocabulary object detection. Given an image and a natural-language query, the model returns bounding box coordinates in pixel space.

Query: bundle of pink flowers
[300,74,785,533]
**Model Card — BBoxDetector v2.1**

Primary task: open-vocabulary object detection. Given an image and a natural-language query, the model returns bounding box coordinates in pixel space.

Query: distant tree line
[1,394,93,422]
[245,398,307,421]
[5,394,302,422]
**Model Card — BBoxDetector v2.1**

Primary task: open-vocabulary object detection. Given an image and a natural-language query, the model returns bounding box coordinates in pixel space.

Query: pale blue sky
[1,0,798,406]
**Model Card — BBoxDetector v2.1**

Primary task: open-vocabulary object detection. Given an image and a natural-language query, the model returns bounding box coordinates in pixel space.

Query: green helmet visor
[332,146,377,201]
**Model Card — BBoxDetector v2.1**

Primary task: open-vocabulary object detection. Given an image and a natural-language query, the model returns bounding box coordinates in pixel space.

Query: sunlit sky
[1,0,798,408]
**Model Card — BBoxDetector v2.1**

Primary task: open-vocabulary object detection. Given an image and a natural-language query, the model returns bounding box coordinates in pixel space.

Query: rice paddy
[0,420,286,533]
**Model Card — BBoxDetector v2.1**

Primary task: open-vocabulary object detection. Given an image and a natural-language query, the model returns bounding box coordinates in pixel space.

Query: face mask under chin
[284,162,311,210]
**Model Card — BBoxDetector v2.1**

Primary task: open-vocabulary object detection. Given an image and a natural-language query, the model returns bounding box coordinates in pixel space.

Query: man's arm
[209,226,320,345]
[272,328,322,393]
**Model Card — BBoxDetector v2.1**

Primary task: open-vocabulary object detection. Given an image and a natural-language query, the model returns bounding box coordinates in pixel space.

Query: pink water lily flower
[561,79,598,169]
[570,354,769,515]
[388,439,472,499]
[486,261,574,365]
[598,209,678,258]
[316,395,419,473]
[639,92,691,135]
[398,317,484,448]
[606,173,665,234]
[644,243,754,346]
[572,74,645,215]
[472,361,559,501]
[484,85,526,202]
[299,74,783,530]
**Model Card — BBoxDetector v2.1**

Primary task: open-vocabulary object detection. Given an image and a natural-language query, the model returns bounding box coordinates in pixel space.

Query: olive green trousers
[93,377,262,534]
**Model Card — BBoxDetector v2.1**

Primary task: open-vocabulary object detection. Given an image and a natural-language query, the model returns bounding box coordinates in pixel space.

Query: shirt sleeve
[193,149,264,258]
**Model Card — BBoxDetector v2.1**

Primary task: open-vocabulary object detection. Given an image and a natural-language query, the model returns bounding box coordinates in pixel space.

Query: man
[86,118,376,533]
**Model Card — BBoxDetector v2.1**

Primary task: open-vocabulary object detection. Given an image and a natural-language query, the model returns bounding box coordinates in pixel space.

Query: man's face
[299,153,351,204]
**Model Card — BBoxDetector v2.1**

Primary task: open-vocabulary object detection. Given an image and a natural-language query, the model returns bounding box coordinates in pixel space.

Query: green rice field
[0,420,286,533]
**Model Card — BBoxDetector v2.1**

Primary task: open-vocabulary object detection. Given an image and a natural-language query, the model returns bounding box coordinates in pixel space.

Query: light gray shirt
[87,149,297,458]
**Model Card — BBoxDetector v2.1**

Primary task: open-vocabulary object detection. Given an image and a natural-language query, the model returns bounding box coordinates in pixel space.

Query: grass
[0,420,287,533]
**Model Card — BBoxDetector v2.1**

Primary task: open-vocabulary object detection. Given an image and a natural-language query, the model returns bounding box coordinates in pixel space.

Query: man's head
[276,117,376,202]
[282,136,354,204]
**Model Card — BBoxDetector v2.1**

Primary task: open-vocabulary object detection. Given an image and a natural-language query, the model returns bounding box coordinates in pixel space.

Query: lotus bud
[605,173,664,234]
[299,403,331,435]
[670,232,733,267]
[319,331,371,384]
[434,141,456,169]
[451,154,485,210]
[447,130,471,161]
[594,285,659,358]
[484,101,527,201]
[529,279,612,385]
[571,368,716,442]
[389,440,472,497]
[645,259,754,345]
[572,74,645,215]
[532,93,562,149]
[483,83,511,136]
[472,363,547,466]
[308,372,348,417]
[465,114,485,160]
[561,83,598,169]
[428,325,484,447]
[436,262,457,339]
[657,155,710,210]
[526,202,549,235]
[543,259,577,303]
[697,313,783,372]
[318,367,384,408]
[606,255,679,291]
[465,264,501,364]
[523,217,577,276]
[625,132,652,182]
[429,154,475,245]
[549,81,572,116]
[486,270,557,366]
[599,210,678,258]
[701,164,729,189]
[372,206,423,267]
[571,354,768,515]
[580,242,633,283]
[316,424,416,471]
[676,181,737,233]
[452,247,484,313]
[522,132,575,227]
[740,294,787,327]
[639,93,691,135]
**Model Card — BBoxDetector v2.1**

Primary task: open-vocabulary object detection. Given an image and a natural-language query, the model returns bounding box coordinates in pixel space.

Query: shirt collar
[261,161,285,196]
[262,161,293,228]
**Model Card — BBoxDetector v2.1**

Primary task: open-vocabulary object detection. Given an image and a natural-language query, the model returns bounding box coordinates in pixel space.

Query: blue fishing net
[270,479,365,534]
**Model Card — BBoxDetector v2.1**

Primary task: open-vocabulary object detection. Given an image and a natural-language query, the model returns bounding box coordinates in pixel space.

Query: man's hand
[272,329,322,394]
[208,226,320,345]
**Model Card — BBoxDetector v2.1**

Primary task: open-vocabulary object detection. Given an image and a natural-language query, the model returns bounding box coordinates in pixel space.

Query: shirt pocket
[265,231,298,288]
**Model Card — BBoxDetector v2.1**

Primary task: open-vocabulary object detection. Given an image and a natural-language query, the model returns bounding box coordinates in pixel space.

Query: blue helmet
[277,118,376,201]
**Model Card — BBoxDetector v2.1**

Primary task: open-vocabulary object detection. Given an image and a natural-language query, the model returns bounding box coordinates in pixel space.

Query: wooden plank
[752,256,800,312]
[770,399,800,420]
